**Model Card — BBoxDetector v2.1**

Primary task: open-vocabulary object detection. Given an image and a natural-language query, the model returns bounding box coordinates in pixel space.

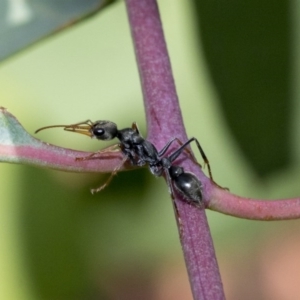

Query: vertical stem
[125,0,184,146]
[125,0,225,299]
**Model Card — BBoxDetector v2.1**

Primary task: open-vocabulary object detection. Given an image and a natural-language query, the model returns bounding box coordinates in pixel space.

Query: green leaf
[193,0,290,176]
[0,0,116,61]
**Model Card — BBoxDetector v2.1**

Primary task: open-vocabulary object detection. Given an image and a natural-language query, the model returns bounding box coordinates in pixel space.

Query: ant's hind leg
[167,137,221,188]
[172,198,183,234]
[90,156,128,194]
[192,138,213,180]
[189,138,227,189]
[171,137,213,181]
[164,170,183,230]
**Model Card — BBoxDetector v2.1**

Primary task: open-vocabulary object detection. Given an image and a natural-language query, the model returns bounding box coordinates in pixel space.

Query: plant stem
[210,186,300,220]
[125,0,225,298]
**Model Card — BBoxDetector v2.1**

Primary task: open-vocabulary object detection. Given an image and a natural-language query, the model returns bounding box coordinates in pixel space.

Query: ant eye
[93,128,105,137]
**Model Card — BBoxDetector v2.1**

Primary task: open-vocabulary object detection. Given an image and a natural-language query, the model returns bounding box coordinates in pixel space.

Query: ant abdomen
[169,166,203,206]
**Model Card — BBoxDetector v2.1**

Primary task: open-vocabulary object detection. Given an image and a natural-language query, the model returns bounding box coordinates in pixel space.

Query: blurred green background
[1,0,300,299]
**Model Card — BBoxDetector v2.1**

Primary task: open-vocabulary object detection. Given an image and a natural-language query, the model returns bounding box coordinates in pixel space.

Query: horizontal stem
[0,107,126,173]
[209,186,300,220]
[0,144,125,173]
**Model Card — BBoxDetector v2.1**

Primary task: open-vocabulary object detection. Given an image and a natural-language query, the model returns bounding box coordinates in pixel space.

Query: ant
[36,120,212,207]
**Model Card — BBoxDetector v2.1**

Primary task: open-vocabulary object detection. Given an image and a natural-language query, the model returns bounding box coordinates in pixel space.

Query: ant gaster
[169,165,202,205]
[36,120,212,206]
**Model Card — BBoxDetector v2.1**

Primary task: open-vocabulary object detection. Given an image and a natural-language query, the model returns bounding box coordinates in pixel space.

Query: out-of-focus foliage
[0,0,116,61]
[193,0,290,176]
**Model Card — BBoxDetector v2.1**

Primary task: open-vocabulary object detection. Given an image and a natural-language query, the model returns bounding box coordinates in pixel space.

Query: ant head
[91,121,118,140]
[35,119,118,140]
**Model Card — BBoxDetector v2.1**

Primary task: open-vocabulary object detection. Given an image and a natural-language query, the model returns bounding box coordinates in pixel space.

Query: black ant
[36,120,212,207]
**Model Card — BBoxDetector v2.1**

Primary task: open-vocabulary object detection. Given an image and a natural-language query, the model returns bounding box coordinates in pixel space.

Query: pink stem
[125,0,225,299]
[0,108,125,173]
[0,144,124,172]
[209,187,300,220]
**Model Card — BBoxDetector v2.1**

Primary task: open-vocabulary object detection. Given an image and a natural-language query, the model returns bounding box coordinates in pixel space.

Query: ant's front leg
[131,122,142,136]
[90,155,128,194]
[75,144,121,161]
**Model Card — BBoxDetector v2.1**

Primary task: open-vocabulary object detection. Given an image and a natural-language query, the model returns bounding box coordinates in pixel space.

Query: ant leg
[157,138,201,168]
[90,156,128,194]
[164,168,182,222]
[168,137,213,181]
[172,199,183,234]
[164,168,183,232]
[157,138,178,157]
[172,138,227,189]
[75,144,121,161]
[132,122,141,136]
[191,139,228,190]
[191,138,213,180]
[166,138,202,166]
[146,137,181,159]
